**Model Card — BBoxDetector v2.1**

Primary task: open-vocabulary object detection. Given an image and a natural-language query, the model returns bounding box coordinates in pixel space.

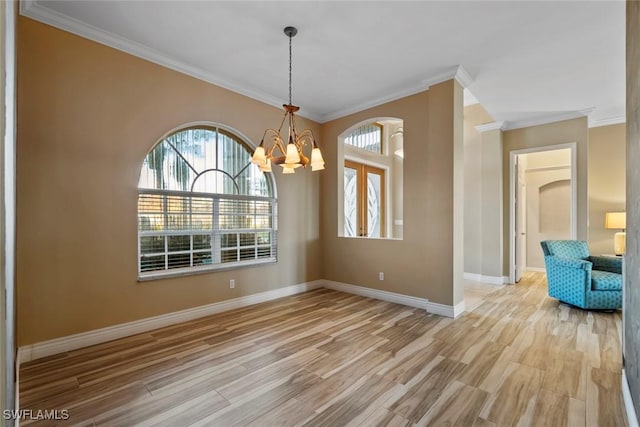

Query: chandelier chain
[288,33,292,105]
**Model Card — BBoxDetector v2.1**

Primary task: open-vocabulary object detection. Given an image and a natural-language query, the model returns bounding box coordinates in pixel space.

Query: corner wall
[462,105,495,277]
[321,80,465,307]
[16,17,322,345]
[624,0,640,420]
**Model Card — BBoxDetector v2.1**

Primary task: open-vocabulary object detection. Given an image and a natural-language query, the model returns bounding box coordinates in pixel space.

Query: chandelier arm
[296,129,318,148]
[261,128,287,157]
[277,110,288,135]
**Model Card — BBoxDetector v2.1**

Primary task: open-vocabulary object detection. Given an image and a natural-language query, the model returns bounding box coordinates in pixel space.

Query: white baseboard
[321,280,428,310]
[18,280,323,363]
[623,369,639,427]
[15,348,21,423]
[426,300,466,318]
[464,272,508,285]
[19,278,468,363]
[322,280,465,319]
[526,267,546,273]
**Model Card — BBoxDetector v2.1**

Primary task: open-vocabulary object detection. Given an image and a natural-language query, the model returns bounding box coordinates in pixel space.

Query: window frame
[137,123,278,281]
[343,122,384,154]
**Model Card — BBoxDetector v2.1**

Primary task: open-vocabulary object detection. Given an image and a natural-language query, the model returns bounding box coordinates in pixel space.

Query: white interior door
[515,157,527,282]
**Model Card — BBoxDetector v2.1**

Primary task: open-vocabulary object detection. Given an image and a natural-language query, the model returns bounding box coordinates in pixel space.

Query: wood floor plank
[414,380,488,427]
[479,361,544,426]
[18,272,627,427]
[586,366,629,427]
[386,357,467,423]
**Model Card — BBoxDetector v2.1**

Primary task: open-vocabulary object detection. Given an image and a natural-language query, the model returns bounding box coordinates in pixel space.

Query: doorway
[510,144,577,283]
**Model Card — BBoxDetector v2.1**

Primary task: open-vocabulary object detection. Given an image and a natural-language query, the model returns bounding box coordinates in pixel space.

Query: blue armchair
[540,240,622,309]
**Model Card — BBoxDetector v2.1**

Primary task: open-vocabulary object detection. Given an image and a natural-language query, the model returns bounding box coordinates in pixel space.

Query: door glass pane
[344,167,358,237]
[367,172,382,238]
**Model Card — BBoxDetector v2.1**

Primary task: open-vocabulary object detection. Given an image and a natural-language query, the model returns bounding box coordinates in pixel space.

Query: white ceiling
[22,1,626,128]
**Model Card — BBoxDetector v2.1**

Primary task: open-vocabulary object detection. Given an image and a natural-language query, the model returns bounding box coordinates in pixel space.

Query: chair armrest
[547,256,592,271]
[588,256,622,274]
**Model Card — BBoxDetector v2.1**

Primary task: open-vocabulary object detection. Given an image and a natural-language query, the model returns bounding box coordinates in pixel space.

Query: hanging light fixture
[252,26,325,174]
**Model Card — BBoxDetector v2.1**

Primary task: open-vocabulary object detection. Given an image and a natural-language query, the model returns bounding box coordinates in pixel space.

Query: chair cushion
[541,240,590,259]
[591,270,622,291]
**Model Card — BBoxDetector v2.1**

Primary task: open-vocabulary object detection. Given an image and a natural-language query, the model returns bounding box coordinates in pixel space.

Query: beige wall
[525,169,571,269]
[463,104,494,276]
[321,80,464,307]
[588,123,626,255]
[521,149,572,269]
[524,148,571,170]
[16,17,323,345]
[502,118,589,277]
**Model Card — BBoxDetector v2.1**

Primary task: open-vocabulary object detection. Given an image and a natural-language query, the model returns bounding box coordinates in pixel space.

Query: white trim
[589,115,626,128]
[453,65,473,89]
[3,0,17,417]
[15,347,21,420]
[524,165,570,173]
[321,82,428,123]
[509,142,578,283]
[525,267,546,273]
[623,369,639,427]
[19,1,478,126]
[18,280,323,363]
[475,121,505,133]
[426,300,466,319]
[19,0,322,122]
[503,108,594,131]
[463,88,479,107]
[320,65,473,123]
[463,272,508,285]
[321,280,428,310]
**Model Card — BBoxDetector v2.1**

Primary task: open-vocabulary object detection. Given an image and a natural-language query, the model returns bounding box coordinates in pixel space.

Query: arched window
[138,125,277,278]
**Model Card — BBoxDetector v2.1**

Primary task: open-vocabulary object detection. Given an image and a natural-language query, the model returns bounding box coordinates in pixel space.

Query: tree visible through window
[138,125,277,277]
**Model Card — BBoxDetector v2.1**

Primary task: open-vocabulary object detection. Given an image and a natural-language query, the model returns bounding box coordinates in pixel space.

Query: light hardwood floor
[19,272,627,426]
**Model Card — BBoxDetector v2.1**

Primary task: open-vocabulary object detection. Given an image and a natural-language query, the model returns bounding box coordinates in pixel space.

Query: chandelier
[251,26,325,174]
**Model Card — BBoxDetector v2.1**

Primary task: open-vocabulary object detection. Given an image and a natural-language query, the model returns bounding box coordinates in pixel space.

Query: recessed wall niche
[337,118,403,239]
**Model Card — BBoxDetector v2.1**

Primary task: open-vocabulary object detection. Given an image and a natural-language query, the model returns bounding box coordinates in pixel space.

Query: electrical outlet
[379,272,384,281]
[230,279,235,289]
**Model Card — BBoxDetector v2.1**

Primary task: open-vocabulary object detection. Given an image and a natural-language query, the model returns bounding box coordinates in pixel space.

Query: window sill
[337,236,403,241]
[138,257,277,282]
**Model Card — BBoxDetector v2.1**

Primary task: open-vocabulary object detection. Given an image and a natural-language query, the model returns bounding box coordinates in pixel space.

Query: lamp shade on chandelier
[251,26,325,174]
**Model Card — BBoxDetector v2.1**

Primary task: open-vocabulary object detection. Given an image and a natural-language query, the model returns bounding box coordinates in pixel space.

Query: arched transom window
[138,125,277,278]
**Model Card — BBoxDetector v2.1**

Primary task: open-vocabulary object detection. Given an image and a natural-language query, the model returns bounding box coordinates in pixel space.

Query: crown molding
[463,88,480,107]
[475,121,505,132]
[318,81,429,123]
[19,0,323,122]
[453,65,474,89]
[321,65,474,123]
[502,108,594,131]
[21,1,480,125]
[589,115,626,128]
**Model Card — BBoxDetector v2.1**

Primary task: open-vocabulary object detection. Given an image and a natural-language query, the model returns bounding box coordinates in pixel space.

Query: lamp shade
[251,146,266,165]
[605,212,626,229]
